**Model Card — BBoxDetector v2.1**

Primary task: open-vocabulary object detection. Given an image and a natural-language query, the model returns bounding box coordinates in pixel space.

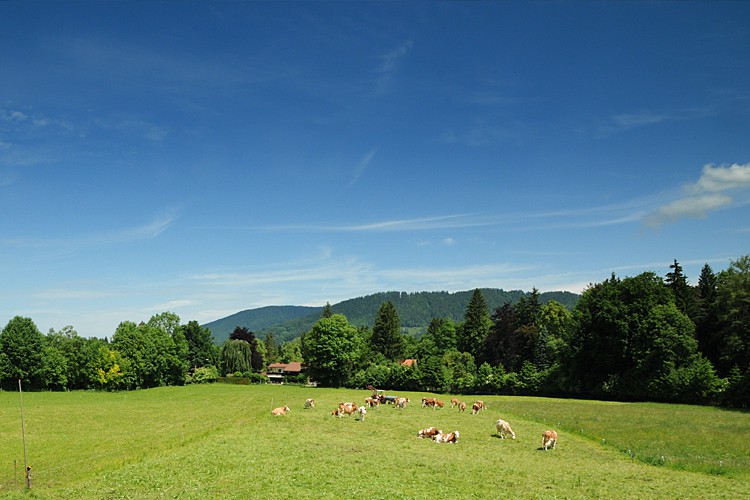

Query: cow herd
[272,394,559,451]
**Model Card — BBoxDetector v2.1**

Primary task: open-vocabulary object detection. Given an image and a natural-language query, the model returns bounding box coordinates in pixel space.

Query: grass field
[1,384,748,499]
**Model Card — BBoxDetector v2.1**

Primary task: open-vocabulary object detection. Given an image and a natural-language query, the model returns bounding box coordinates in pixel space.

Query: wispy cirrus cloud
[4,208,179,248]
[644,162,750,227]
[348,148,377,187]
[376,40,412,92]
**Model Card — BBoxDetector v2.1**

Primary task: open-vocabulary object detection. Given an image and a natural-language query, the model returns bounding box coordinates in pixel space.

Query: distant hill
[203,289,579,344]
[202,305,321,344]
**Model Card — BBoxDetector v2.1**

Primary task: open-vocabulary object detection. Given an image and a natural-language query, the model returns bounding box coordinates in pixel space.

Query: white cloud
[644,162,750,227]
[689,162,750,193]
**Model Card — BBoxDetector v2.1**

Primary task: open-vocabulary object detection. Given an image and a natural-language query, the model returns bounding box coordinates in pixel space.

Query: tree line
[299,256,750,407]
[1,256,747,407]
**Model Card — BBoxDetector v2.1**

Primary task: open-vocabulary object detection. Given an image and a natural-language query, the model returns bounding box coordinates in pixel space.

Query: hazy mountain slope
[202,305,321,343]
[203,289,579,344]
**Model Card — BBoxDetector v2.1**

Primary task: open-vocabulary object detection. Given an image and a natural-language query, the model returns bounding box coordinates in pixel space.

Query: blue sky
[1,1,749,338]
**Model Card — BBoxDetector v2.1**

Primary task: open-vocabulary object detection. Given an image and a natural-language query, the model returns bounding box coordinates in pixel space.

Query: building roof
[285,361,302,372]
[267,362,303,372]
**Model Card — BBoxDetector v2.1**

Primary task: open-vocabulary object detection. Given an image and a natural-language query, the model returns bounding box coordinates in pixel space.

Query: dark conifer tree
[370,301,404,361]
[458,289,491,361]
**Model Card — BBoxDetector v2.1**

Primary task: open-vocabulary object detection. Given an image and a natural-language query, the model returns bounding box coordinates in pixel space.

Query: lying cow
[304,398,315,409]
[542,430,558,450]
[271,406,291,416]
[495,418,516,439]
[434,431,460,444]
[418,426,442,439]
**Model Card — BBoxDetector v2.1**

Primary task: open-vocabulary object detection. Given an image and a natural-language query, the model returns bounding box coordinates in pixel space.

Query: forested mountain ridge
[202,306,320,344]
[203,289,579,344]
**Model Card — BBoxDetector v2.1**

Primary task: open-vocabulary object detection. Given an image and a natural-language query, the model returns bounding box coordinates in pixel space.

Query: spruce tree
[370,301,404,361]
[458,289,491,361]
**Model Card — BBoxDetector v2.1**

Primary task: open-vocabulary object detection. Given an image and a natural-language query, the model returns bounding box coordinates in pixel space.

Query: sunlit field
[1,384,747,498]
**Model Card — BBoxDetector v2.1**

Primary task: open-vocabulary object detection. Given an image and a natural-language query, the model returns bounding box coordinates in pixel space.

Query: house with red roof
[266,361,303,384]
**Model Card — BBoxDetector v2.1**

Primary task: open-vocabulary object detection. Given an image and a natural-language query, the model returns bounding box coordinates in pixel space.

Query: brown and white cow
[418,426,442,439]
[271,406,291,416]
[357,405,367,421]
[450,397,460,408]
[475,400,488,410]
[395,397,410,409]
[542,430,558,450]
[421,397,436,408]
[304,398,315,409]
[495,418,516,439]
[458,401,467,413]
[364,397,380,409]
[471,403,483,415]
[339,402,358,417]
[434,431,460,444]
[434,399,445,410]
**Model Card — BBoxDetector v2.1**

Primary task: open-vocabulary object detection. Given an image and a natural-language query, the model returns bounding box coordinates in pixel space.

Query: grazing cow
[422,397,436,408]
[475,400,488,410]
[332,408,341,417]
[542,430,558,450]
[271,406,291,416]
[471,403,483,415]
[418,426,442,439]
[434,431,460,444]
[458,402,467,413]
[357,405,367,421]
[450,398,460,408]
[395,397,410,409]
[304,398,315,409]
[364,397,380,409]
[495,418,516,439]
[434,399,445,410]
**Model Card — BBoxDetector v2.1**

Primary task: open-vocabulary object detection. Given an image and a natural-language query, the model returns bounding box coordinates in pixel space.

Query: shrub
[188,366,218,384]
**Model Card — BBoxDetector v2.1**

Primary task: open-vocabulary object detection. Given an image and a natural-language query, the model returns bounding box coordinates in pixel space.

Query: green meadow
[1,384,748,499]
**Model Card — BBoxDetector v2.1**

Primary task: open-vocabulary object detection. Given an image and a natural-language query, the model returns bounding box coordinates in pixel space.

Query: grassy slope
[0,385,747,499]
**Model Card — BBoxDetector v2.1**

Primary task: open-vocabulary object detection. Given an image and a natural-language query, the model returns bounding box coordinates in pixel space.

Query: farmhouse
[266,362,303,384]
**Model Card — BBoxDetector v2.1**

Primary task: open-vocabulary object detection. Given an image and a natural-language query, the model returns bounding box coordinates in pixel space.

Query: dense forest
[1,256,748,407]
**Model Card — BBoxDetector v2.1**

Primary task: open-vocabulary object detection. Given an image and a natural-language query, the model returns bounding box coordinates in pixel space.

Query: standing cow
[542,430,558,450]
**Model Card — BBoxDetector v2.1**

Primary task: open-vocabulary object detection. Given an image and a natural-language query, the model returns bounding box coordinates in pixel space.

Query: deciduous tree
[0,316,46,390]
[301,313,362,387]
